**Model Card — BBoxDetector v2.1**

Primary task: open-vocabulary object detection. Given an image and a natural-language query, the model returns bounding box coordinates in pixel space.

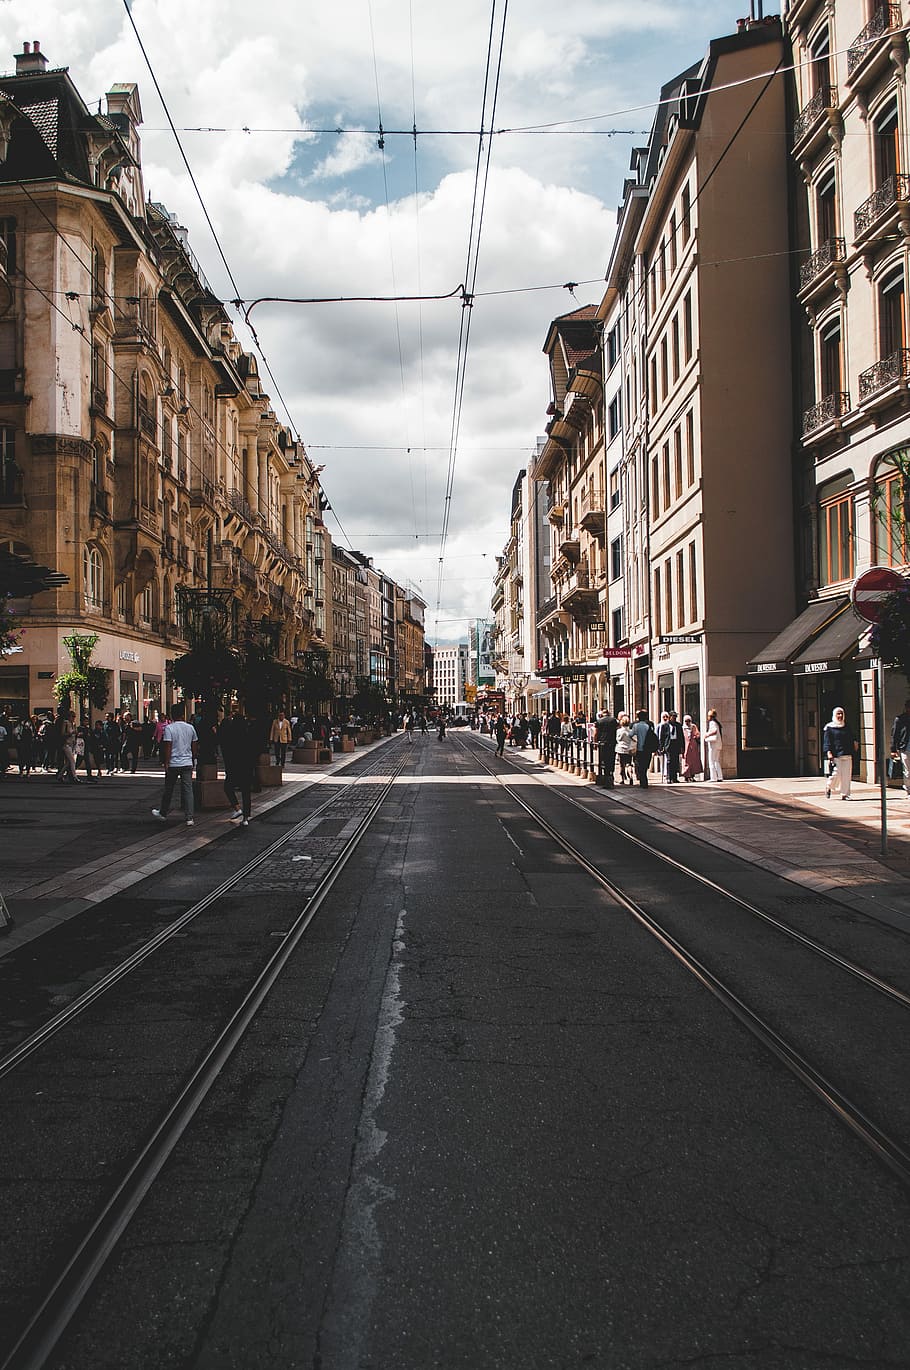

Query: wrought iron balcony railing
[847,3,902,77]
[854,173,910,238]
[793,84,835,145]
[858,347,910,400]
[228,488,254,522]
[799,237,846,290]
[802,390,850,436]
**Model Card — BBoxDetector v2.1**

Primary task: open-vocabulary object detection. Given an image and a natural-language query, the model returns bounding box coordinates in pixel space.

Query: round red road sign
[850,565,908,624]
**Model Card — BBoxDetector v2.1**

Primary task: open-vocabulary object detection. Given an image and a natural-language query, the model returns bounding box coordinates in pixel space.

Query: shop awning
[746,597,848,675]
[791,604,871,676]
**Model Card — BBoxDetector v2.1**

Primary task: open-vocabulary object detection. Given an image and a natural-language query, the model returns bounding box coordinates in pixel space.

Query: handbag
[887,756,901,780]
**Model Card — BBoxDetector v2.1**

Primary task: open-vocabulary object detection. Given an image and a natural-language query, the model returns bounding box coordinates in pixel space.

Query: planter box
[195,778,232,810]
[340,737,356,753]
[293,745,319,763]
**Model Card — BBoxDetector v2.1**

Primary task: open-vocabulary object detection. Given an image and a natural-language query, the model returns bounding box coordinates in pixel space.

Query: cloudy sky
[5,0,742,640]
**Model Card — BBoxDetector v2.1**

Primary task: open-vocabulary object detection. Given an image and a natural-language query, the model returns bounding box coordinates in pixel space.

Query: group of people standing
[536,705,725,786]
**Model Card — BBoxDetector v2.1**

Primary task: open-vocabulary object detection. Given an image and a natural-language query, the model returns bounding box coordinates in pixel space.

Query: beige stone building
[747,0,910,779]
[0,41,326,721]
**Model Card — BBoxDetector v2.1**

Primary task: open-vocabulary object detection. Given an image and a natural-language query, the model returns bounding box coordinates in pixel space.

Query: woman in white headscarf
[822,706,857,800]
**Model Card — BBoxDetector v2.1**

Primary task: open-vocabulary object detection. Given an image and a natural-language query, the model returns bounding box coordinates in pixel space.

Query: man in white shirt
[152,700,199,826]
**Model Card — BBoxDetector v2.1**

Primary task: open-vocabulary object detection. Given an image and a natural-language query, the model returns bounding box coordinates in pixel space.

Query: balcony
[792,84,839,157]
[91,386,109,415]
[561,565,599,618]
[802,390,850,439]
[559,533,581,563]
[89,484,110,519]
[227,488,254,523]
[163,532,175,560]
[176,543,190,569]
[239,555,257,588]
[190,477,215,507]
[546,501,565,524]
[138,409,157,441]
[846,4,904,90]
[579,484,606,534]
[858,347,910,404]
[798,237,847,297]
[854,173,910,245]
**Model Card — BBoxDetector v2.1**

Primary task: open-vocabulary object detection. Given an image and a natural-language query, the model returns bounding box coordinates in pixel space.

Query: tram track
[455,732,910,1190]
[0,742,412,1370]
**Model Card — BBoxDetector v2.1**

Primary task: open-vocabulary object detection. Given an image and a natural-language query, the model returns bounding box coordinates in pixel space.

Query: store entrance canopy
[746,597,848,675]
[791,604,870,676]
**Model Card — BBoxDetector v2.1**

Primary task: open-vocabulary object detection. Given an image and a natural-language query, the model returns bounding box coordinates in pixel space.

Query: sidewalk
[0,737,394,956]
[492,740,910,933]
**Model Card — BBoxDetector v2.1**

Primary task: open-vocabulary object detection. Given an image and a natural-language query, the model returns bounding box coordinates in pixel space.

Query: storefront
[743,597,848,777]
[791,609,867,778]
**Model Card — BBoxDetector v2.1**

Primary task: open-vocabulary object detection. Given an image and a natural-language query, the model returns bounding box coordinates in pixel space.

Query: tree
[53,633,110,720]
[299,647,335,714]
[871,582,910,684]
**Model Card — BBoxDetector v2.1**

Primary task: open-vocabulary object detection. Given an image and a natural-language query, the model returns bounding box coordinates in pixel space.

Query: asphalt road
[5,737,909,1369]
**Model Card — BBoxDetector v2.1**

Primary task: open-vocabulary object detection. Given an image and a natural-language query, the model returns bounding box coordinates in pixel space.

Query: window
[875,103,899,188]
[662,442,671,509]
[873,452,910,566]
[606,323,620,372]
[879,269,905,358]
[608,395,622,441]
[689,542,698,623]
[809,27,830,98]
[683,291,693,361]
[669,212,677,272]
[609,468,620,510]
[674,428,683,500]
[651,455,660,513]
[0,218,15,276]
[817,171,837,244]
[92,246,106,310]
[610,536,623,582]
[139,584,154,623]
[650,357,658,414]
[819,484,855,585]
[664,558,673,633]
[0,425,17,499]
[686,411,695,486]
[612,607,624,647]
[660,337,668,399]
[820,319,843,397]
[676,550,685,629]
[83,545,104,609]
[672,317,680,381]
[681,184,691,243]
[653,566,662,636]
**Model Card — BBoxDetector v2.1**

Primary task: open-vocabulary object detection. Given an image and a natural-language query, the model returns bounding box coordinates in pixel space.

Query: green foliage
[53,633,108,714]
[299,647,335,710]
[870,584,910,682]
[0,595,22,655]
[167,645,243,699]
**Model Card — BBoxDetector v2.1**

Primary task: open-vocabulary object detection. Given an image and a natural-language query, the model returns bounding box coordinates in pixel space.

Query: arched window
[810,26,831,98]
[83,545,104,609]
[879,268,905,358]
[873,451,910,567]
[139,582,154,624]
[875,101,900,188]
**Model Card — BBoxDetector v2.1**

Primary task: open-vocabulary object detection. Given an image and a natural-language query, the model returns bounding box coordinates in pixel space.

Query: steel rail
[1,749,410,1370]
[0,749,404,1081]
[462,734,910,1011]
[457,736,910,1190]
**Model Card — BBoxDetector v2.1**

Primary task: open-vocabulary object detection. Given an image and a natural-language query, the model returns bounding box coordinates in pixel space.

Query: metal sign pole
[877,655,888,857]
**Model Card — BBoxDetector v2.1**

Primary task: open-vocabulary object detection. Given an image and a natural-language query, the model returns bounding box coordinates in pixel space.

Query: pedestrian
[88,720,106,781]
[0,713,9,777]
[704,709,724,782]
[103,712,122,773]
[615,713,636,784]
[527,714,541,750]
[437,714,447,740]
[219,704,257,825]
[494,714,507,757]
[629,710,658,787]
[419,712,429,735]
[75,723,98,783]
[151,700,198,826]
[270,709,292,767]
[823,705,857,801]
[681,715,703,781]
[120,712,143,773]
[594,708,618,787]
[657,710,684,783]
[14,716,35,778]
[403,711,414,743]
[890,698,910,797]
[58,710,79,784]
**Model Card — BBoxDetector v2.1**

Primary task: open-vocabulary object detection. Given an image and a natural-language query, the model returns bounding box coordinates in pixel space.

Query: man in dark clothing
[629,710,658,788]
[890,699,910,797]
[594,709,619,786]
[219,705,258,825]
[657,709,685,783]
[494,715,507,757]
[527,714,541,749]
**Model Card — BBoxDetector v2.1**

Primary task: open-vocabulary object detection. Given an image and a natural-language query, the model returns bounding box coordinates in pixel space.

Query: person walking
[270,709,292,767]
[152,701,198,826]
[594,708,618,787]
[657,710,684,783]
[88,719,106,782]
[14,716,35,778]
[437,714,447,740]
[681,715,703,781]
[891,698,910,797]
[823,706,857,801]
[120,712,144,774]
[219,704,257,825]
[615,713,635,785]
[704,709,724,782]
[57,710,79,784]
[629,710,658,788]
[494,714,507,757]
[527,714,541,751]
[403,712,414,744]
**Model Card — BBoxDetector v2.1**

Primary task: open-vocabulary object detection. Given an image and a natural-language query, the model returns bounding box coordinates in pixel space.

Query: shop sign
[658,634,702,645]
[545,677,562,688]
[37,671,54,679]
[588,620,607,630]
[752,662,785,674]
[797,660,836,675]
[119,650,140,663]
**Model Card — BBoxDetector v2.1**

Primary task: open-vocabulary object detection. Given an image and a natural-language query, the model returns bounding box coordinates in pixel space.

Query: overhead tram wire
[435,0,509,630]
[120,0,298,443]
[409,0,431,546]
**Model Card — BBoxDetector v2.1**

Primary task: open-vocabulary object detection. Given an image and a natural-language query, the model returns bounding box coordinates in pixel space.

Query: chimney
[15,40,49,75]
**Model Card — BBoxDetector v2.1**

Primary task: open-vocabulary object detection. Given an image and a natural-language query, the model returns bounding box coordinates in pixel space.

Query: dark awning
[791,604,870,675]
[746,597,848,675]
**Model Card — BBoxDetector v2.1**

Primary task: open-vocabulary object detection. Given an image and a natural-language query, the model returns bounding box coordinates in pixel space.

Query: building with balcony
[767,0,910,776]
[396,588,427,705]
[0,40,325,720]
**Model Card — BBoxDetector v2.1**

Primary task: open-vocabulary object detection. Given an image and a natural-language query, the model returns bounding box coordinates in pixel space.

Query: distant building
[433,642,470,708]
